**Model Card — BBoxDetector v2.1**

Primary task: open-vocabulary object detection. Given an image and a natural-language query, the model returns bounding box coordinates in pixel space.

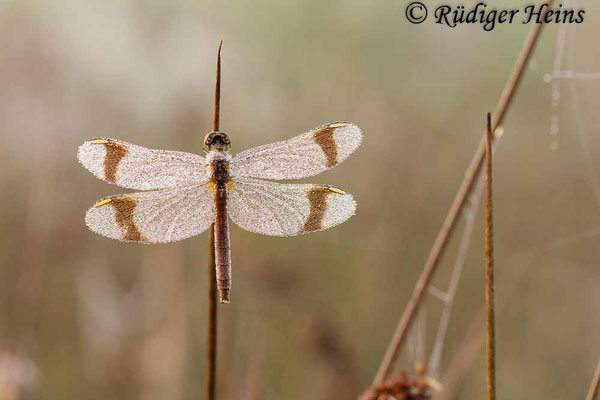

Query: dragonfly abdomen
[214,183,231,303]
[210,153,233,303]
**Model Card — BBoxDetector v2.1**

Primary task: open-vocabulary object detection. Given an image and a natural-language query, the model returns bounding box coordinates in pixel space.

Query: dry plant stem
[206,39,223,400]
[207,225,217,400]
[587,357,600,400]
[372,0,553,385]
[213,39,223,132]
[484,113,495,400]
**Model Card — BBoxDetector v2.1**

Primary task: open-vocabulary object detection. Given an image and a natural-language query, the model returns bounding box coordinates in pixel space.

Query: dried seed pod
[359,367,441,400]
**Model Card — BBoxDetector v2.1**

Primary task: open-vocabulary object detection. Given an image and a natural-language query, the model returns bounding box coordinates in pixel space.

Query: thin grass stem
[213,39,223,132]
[206,39,223,400]
[586,357,600,400]
[484,113,496,400]
[207,225,217,400]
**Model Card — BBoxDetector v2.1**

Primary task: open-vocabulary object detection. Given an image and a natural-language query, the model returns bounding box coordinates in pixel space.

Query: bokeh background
[1,0,600,399]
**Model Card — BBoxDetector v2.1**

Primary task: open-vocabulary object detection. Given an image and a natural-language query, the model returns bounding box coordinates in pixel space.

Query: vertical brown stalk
[206,38,223,400]
[207,226,217,400]
[371,0,553,386]
[586,357,600,400]
[213,39,222,133]
[485,113,496,400]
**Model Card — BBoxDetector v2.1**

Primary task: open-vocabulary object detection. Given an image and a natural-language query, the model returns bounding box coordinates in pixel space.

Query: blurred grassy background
[1,0,600,399]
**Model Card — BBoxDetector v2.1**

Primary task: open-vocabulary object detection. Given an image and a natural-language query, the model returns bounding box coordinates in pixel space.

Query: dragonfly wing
[230,122,362,180]
[85,184,214,243]
[228,177,356,237]
[78,139,208,190]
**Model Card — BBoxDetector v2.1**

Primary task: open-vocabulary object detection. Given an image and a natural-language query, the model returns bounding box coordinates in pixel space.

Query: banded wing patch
[230,122,362,180]
[78,139,208,190]
[86,184,214,243]
[228,177,356,237]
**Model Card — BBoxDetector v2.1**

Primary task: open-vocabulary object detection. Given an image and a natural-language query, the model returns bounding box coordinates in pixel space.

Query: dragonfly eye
[204,131,231,151]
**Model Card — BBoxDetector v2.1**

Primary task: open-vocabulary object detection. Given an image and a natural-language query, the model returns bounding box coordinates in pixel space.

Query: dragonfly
[78,122,362,302]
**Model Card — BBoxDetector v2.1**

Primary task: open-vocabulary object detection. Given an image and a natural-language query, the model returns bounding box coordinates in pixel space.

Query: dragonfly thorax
[207,150,231,187]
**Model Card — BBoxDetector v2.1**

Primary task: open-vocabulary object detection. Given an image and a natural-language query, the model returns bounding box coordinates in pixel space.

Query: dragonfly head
[204,131,231,151]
